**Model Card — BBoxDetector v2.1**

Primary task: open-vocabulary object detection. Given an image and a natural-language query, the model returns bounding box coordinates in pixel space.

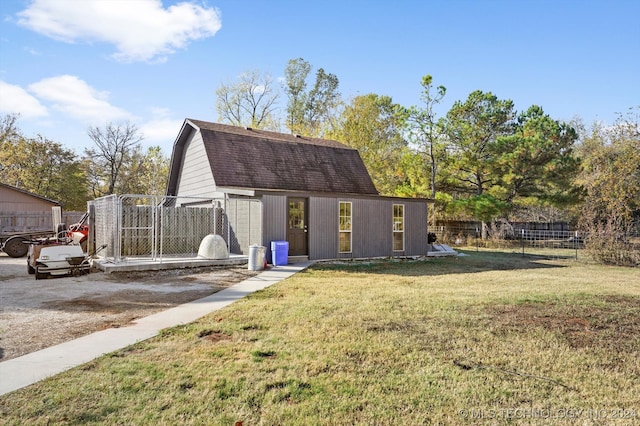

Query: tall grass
[1,251,639,425]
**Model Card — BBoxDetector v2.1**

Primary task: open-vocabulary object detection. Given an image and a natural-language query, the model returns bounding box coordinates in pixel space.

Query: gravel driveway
[0,253,255,361]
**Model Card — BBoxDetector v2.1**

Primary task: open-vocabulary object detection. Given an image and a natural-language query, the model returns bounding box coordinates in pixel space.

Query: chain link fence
[432,224,585,259]
[91,195,262,264]
[91,194,119,259]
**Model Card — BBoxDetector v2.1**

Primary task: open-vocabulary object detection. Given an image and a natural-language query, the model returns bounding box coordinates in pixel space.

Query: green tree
[113,144,149,195]
[394,150,431,198]
[398,75,446,200]
[284,58,311,135]
[139,146,170,196]
[0,117,89,210]
[283,58,341,137]
[440,90,516,236]
[397,74,447,225]
[305,68,340,136]
[0,114,23,187]
[577,107,640,265]
[328,94,407,195]
[0,113,20,144]
[215,70,280,130]
[116,146,169,196]
[492,105,581,206]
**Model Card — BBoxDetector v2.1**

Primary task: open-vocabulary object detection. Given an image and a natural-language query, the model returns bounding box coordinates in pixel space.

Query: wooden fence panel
[0,211,86,235]
[121,206,154,256]
[160,207,215,255]
[119,206,216,256]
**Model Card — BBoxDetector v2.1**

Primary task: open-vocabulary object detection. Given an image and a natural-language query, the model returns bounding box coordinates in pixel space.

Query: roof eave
[0,182,61,205]
[166,119,199,196]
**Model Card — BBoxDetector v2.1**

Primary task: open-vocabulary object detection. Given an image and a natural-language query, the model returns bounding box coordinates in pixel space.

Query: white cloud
[0,80,48,117]
[139,108,183,148]
[140,117,182,144]
[23,46,43,56]
[17,0,222,63]
[28,75,131,122]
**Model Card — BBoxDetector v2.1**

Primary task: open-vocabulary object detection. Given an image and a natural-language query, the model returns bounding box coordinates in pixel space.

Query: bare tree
[85,121,143,196]
[283,58,341,137]
[215,70,280,129]
[0,113,21,143]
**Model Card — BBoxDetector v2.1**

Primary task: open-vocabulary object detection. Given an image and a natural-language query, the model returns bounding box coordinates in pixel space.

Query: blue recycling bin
[271,241,289,266]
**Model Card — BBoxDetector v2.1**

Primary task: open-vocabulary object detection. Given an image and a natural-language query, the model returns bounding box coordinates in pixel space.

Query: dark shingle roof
[186,120,379,195]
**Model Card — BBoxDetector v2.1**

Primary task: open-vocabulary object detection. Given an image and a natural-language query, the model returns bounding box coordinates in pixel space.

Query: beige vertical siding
[352,198,392,257]
[308,196,428,260]
[260,193,429,261]
[226,197,262,255]
[261,194,287,261]
[0,188,58,212]
[404,201,429,255]
[309,196,339,259]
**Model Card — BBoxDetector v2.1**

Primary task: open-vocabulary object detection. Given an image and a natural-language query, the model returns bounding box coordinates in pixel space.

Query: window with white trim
[393,204,404,251]
[339,201,352,253]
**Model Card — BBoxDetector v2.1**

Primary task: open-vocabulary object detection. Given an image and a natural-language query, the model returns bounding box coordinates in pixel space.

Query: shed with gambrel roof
[167,119,431,262]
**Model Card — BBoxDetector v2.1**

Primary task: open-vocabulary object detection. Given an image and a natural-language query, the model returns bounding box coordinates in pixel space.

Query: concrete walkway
[0,262,313,396]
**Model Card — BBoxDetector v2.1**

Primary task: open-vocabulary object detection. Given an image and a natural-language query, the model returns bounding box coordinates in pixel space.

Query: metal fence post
[115,195,122,263]
[152,196,161,260]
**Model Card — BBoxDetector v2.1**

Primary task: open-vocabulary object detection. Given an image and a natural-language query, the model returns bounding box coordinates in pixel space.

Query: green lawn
[2,251,639,425]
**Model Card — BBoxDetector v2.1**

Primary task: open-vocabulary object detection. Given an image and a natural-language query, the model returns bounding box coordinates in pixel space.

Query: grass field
[1,250,639,425]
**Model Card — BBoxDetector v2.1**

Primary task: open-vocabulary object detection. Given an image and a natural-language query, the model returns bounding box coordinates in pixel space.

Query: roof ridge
[167,118,379,196]
[186,119,354,150]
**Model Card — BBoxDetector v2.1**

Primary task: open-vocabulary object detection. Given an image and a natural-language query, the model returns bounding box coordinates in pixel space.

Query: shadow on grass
[312,249,568,277]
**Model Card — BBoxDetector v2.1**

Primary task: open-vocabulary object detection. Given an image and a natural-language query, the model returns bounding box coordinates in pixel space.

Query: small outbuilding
[166,119,431,262]
[0,182,60,234]
[0,182,60,212]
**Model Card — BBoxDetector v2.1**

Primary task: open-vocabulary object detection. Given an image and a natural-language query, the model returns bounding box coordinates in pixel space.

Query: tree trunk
[429,144,437,229]
[481,221,489,240]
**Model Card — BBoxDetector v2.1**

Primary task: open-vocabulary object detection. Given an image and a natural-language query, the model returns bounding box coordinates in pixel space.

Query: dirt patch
[198,329,232,343]
[486,295,640,352]
[105,266,257,286]
[41,289,217,313]
[0,254,256,362]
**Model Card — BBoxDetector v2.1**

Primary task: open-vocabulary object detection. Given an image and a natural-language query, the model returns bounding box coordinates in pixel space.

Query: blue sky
[1,0,638,155]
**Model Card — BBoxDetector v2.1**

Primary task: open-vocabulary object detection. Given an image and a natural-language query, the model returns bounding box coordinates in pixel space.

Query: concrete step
[288,255,309,264]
